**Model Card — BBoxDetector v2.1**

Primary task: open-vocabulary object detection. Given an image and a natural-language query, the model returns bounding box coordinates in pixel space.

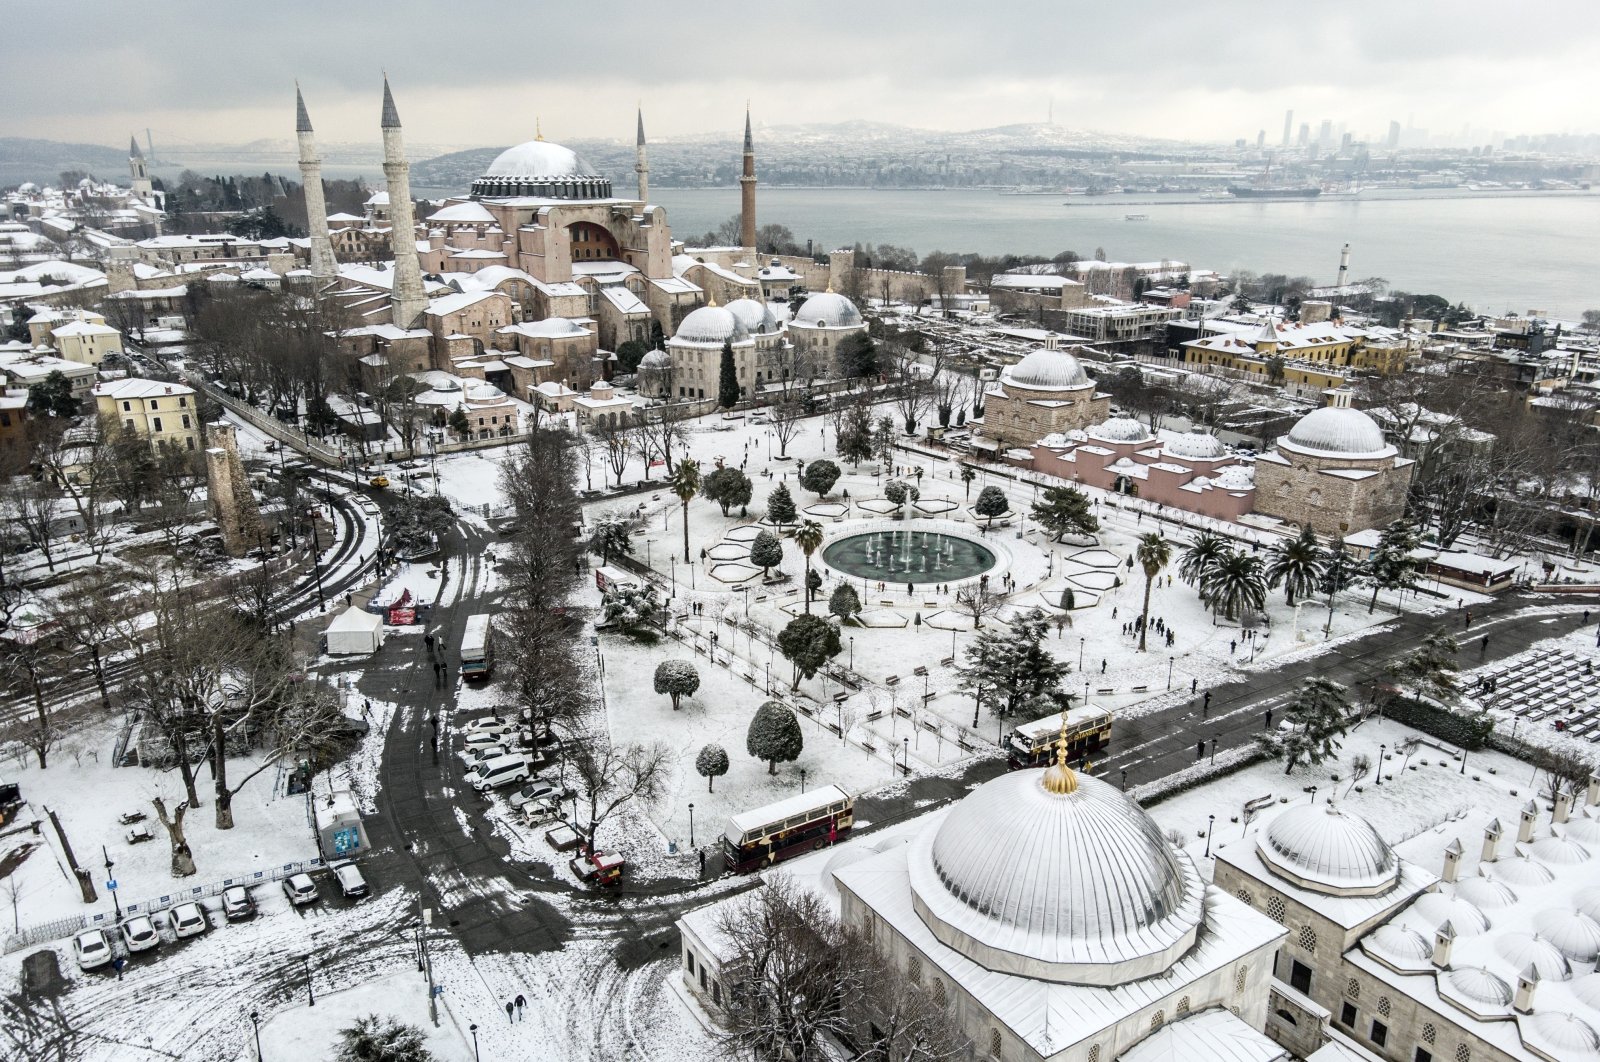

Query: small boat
[1124,213,1148,221]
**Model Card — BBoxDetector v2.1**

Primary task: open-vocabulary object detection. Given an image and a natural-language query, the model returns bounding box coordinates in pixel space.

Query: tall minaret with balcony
[295,85,338,280]
[739,107,757,252]
[380,76,428,327]
[635,108,649,203]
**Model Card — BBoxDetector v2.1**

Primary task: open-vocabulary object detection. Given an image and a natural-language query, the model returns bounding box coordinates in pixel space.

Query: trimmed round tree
[801,459,841,498]
[975,484,1010,527]
[829,583,862,625]
[702,466,754,517]
[750,529,784,579]
[695,744,729,792]
[767,482,797,525]
[653,659,700,711]
[746,700,804,775]
[883,479,908,514]
[777,613,842,689]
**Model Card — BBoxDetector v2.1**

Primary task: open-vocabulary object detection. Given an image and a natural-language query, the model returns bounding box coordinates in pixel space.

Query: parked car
[72,929,114,970]
[166,902,208,939]
[330,860,369,899]
[282,873,319,906]
[461,729,509,750]
[460,743,509,766]
[462,717,516,738]
[508,779,563,810]
[222,885,256,921]
[469,754,530,792]
[120,915,160,953]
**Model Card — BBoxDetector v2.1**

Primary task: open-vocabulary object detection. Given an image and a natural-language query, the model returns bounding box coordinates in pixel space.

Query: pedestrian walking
[1101,659,1107,674]
[1585,609,1592,624]
[1204,690,1212,712]
[515,995,526,1021]
[506,1000,515,1023]
[432,660,441,684]
[698,848,706,875]
[113,957,125,981]
[1464,609,1472,628]
[362,698,371,719]
[1229,639,1237,655]
[1480,634,1489,655]
[1191,678,1198,695]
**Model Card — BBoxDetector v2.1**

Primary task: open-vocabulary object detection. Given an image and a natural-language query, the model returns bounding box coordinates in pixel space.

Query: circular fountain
[821,524,999,585]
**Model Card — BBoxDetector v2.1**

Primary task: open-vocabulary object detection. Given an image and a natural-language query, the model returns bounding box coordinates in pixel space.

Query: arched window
[1422,1024,1436,1044]
[1087,1046,1101,1062]
[1298,926,1317,954]
[1376,996,1390,1017]
[1234,888,1253,906]
[933,980,947,1008]
[1266,896,1287,923]
[1454,1047,1470,1062]
[1346,978,1360,999]
[989,1028,1003,1059]
[1177,996,1191,1016]
[1235,967,1248,995]
[1151,1010,1165,1030]
[907,955,921,985]
[1275,1009,1299,1026]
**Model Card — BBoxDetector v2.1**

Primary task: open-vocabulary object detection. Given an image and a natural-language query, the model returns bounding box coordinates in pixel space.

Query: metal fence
[2,855,326,954]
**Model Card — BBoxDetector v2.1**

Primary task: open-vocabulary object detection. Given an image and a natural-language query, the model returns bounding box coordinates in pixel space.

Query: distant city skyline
[11,1,1598,151]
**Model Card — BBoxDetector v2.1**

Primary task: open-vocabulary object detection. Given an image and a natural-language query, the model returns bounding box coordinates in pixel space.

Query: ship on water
[1226,185,1322,198]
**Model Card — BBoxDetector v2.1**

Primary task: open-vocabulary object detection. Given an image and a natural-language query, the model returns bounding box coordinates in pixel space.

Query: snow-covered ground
[256,970,475,1061]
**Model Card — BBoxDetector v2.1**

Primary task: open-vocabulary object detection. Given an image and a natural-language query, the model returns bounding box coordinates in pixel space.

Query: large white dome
[724,297,782,335]
[671,305,749,347]
[1280,407,1392,458]
[484,140,590,178]
[1089,417,1149,443]
[472,139,612,199]
[1003,347,1090,390]
[1165,432,1227,460]
[792,291,862,329]
[907,769,1205,985]
[1258,804,1400,895]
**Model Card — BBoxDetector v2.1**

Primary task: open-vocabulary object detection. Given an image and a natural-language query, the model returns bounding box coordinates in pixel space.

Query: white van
[469,754,530,792]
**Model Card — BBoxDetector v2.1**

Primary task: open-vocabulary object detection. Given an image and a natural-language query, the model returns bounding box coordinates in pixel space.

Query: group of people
[1120,614,1176,648]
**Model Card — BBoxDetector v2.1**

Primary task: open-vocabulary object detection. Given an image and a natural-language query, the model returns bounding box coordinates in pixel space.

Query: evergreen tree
[669,458,701,563]
[794,520,825,612]
[1199,549,1268,621]
[615,339,648,374]
[336,1015,436,1062]
[883,479,909,513]
[776,614,842,689]
[960,465,977,499]
[751,529,784,578]
[25,370,78,418]
[747,700,804,774]
[1262,676,1353,775]
[1179,530,1230,584]
[766,482,797,525]
[601,582,661,641]
[653,659,700,711]
[1266,524,1326,606]
[828,583,862,625]
[954,609,1071,719]
[695,744,729,792]
[1387,629,1461,706]
[701,466,754,516]
[589,511,637,565]
[836,404,875,466]
[836,332,879,380]
[974,485,1010,527]
[1135,533,1172,652]
[875,416,897,468]
[1031,485,1099,541]
[800,459,840,497]
[1366,519,1421,613]
[718,339,739,409]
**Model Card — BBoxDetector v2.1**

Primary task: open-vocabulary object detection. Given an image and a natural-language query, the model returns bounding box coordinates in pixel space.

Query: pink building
[1017,417,1256,522]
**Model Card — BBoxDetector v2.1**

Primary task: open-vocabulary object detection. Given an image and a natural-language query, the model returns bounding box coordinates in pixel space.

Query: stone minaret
[128,136,153,201]
[380,76,429,327]
[739,107,757,252]
[296,85,338,280]
[635,107,649,203]
[205,422,264,557]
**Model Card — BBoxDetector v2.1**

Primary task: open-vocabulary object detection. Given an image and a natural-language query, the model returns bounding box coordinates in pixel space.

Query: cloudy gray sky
[12,1,1597,149]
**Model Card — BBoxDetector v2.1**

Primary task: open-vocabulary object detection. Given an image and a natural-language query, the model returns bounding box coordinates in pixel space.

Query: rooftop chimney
[1441,839,1463,883]
[1433,921,1455,969]
[1588,773,1599,808]
[1554,787,1573,825]
[1481,819,1502,863]
[1514,964,1540,1014]
[1518,799,1538,843]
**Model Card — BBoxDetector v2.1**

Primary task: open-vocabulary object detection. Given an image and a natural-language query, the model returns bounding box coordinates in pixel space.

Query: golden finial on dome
[535,117,544,142]
[1041,706,1078,795]
[707,289,718,307]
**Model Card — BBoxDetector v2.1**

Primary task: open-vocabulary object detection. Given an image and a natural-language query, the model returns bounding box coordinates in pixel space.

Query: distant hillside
[410,147,507,191]
[0,137,132,188]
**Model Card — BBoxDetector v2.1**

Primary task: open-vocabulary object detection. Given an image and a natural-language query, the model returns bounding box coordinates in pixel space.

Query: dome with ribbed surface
[1415,892,1491,935]
[792,291,862,329]
[1165,432,1227,459]
[671,305,749,347]
[1575,973,1600,1010]
[1258,804,1400,896]
[1003,347,1090,390]
[1496,932,1572,980]
[724,298,782,335]
[1446,966,1512,1006]
[1280,407,1393,458]
[1089,417,1149,443]
[1527,1013,1600,1058]
[1489,855,1556,886]
[1530,835,1591,865]
[1535,908,1600,963]
[1366,924,1434,962]
[1456,877,1519,909]
[907,770,1204,985]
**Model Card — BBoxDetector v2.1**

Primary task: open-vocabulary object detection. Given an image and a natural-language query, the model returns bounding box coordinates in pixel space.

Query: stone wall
[1254,451,1410,536]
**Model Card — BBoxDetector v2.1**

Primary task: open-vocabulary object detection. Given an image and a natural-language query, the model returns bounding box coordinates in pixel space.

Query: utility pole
[102,845,121,921]
[422,905,438,1026]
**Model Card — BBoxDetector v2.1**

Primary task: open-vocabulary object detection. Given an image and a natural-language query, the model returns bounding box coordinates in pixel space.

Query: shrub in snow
[602,582,661,642]
[884,479,908,509]
[702,467,754,517]
[654,660,700,710]
[974,485,1009,525]
[747,700,803,775]
[828,583,862,625]
[777,614,841,689]
[337,1014,435,1062]
[695,744,729,792]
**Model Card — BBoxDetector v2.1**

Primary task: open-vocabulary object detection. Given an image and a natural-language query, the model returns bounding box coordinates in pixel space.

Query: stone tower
[205,422,264,557]
[739,107,757,252]
[296,85,339,280]
[635,107,649,203]
[128,136,153,201]
[380,76,429,328]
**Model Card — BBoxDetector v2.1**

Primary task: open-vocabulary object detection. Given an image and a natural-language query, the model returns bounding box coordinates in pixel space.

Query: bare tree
[633,402,691,476]
[888,346,931,435]
[6,474,61,572]
[853,927,971,1062]
[566,740,673,855]
[48,568,132,714]
[151,795,196,877]
[591,417,633,488]
[767,388,809,459]
[954,581,1005,629]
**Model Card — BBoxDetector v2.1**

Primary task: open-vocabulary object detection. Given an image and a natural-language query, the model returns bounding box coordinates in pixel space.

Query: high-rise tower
[739,107,757,252]
[635,108,649,202]
[1282,109,1293,148]
[128,136,153,201]
[1336,243,1351,289]
[295,85,338,280]
[380,76,428,327]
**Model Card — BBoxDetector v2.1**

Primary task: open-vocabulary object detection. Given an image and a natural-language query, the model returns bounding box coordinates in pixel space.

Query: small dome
[1414,892,1491,935]
[637,349,671,369]
[1496,932,1572,980]
[1530,835,1591,865]
[1565,815,1600,845]
[1280,407,1392,458]
[1003,347,1090,390]
[1165,432,1227,459]
[1258,804,1400,895]
[793,291,862,329]
[1367,923,1433,962]
[1574,973,1600,1010]
[1577,887,1600,923]
[724,298,781,335]
[1214,465,1255,491]
[1534,909,1600,963]
[1489,855,1556,886]
[1446,965,1513,1006]
[1089,417,1149,443]
[819,846,876,900]
[483,140,590,178]
[672,305,749,347]
[1456,877,1518,909]
[1526,1013,1600,1057]
[907,770,1204,985]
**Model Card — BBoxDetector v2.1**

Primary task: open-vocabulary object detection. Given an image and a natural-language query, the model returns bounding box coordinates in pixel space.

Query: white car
[72,929,114,970]
[460,743,509,766]
[330,860,369,899]
[222,885,255,921]
[120,915,160,953]
[508,779,563,810]
[282,873,319,906]
[462,717,516,737]
[166,902,208,939]
[460,729,507,750]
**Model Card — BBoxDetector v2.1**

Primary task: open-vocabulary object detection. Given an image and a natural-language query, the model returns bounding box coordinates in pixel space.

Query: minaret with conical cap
[739,107,757,252]
[295,86,338,280]
[128,136,153,201]
[635,108,649,203]
[380,76,428,327]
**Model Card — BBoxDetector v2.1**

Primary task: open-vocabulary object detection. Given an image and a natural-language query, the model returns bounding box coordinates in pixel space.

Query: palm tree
[1201,549,1268,622]
[1266,524,1326,606]
[669,459,701,563]
[1135,532,1171,652]
[1178,530,1230,586]
[794,520,825,613]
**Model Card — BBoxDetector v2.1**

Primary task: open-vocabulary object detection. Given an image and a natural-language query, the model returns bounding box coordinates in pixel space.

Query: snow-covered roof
[92,377,194,400]
[426,290,500,317]
[1117,1006,1289,1062]
[426,200,497,224]
[498,318,591,339]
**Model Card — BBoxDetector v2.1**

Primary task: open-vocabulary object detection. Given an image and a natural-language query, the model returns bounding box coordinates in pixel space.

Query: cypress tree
[717,339,739,409]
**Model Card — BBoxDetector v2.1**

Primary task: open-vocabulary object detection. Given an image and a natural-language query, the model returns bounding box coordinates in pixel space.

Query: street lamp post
[470,1023,480,1062]
[849,636,855,670]
[422,906,438,1026]
[902,736,909,776]
[1209,736,1218,764]
[1376,745,1386,787]
[688,803,695,847]
[249,1010,262,1062]
[1079,637,1085,670]
[1204,814,1217,858]
[309,523,326,612]
[102,846,121,921]
[301,953,315,1007]
[800,769,807,793]
[1167,655,1175,691]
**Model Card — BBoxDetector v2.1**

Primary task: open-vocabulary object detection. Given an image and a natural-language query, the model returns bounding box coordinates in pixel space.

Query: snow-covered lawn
[257,969,475,1062]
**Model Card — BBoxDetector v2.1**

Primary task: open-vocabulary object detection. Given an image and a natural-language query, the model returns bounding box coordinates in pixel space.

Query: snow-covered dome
[671,305,749,347]
[1565,815,1600,845]
[792,291,862,329]
[1456,877,1519,909]
[1214,465,1255,491]
[1089,417,1149,443]
[637,349,671,370]
[1258,804,1400,895]
[1575,973,1600,1010]
[1526,1013,1600,1059]
[1446,966,1513,1006]
[1165,432,1227,459]
[472,139,612,199]
[1002,347,1090,390]
[1414,892,1491,935]
[1578,887,1600,924]
[1366,924,1433,963]
[1534,908,1600,963]
[907,769,1204,986]
[1496,932,1572,980]
[1530,835,1591,865]
[1488,855,1556,886]
[724,298,782,335]
[1280,406,1393,458]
